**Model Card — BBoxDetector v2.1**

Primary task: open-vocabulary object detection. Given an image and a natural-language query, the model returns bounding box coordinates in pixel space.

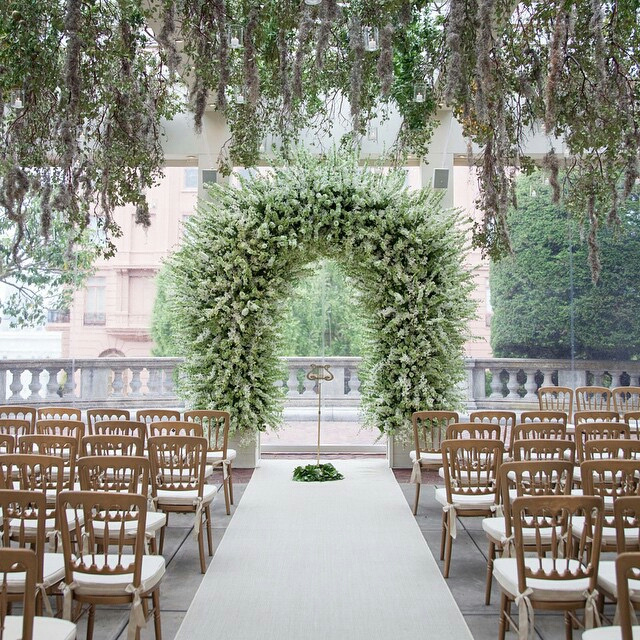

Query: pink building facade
[48,166,198,357]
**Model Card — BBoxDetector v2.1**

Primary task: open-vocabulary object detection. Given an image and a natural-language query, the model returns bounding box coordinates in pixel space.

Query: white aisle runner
[175,459,473,640]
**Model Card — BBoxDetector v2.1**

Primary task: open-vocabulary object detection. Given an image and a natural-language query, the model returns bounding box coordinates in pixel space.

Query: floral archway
[165,152,475,441]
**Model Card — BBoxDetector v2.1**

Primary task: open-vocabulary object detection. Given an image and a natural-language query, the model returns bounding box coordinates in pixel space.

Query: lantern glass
[362,26,379,52]
[10,89,24,110]
[228,25,243,49]
[413,83,427,104]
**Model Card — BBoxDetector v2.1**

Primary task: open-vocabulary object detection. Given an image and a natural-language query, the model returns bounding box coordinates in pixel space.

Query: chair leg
[413,482,421,516]
[564,611,573,640]
[198,523,206,574]
[498,593,508,640]
[223,475,231,515]
[205,505,213,556]
[87,604,95,640]
[228,464,234,504]
[440,510,447,561]
[485,540,495,605]
[159,524,166,555]
[443,521,454,578]
[152,589,162,640]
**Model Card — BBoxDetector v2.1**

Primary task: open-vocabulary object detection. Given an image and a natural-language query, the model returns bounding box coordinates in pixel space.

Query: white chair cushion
[583,627,640,639]
[571,516,636,547]
[409,450,441,462]
[206,449,237,463]
[482,517,563,546]
[93,511,167,539]
[9,509,84,535]
[435,487,496,510]
[3,552,65,592]
[156,483,218,507]
[596,560,640,600]
[73,554,165,596]
[493,557,591,601]
[2,616,76,640]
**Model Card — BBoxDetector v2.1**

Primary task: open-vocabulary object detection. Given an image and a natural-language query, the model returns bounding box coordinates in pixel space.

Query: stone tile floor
[60,463,611,640]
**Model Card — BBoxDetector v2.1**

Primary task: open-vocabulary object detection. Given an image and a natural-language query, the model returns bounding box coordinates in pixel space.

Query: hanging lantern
[367,126,378,142]
[10,89,24,110]
[227,25,243,49]
[362,26,379,52]
[413,83,427,104]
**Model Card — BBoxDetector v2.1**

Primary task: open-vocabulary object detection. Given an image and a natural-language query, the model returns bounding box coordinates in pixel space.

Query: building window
[47,309,70,323]
[184,168,198,191]
[84,276,106,325]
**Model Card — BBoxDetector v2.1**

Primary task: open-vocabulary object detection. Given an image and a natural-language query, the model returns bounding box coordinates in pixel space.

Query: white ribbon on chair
[36,582,54,617]
[59,580,78,621]
[125,584,147,640]
[583,589,601,630]
[222,459,230,480]
[442,503,457,539]
[147,496,158,513]
[490,503,504,518]
[48,529,62,553]
[192,496,204,539]
[410,460,422,484]
[514,587,535,640]
[499,534,515,558]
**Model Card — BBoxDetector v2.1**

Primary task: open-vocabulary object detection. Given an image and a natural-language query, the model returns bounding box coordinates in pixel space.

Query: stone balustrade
[2,356,640,410]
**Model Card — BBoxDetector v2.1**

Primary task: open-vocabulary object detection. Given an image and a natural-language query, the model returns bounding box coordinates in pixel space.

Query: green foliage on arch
[165,152,475,439]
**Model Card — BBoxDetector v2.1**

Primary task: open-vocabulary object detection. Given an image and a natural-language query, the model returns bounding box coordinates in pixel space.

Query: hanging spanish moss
[0,0,638,283]
[377,23,394,97]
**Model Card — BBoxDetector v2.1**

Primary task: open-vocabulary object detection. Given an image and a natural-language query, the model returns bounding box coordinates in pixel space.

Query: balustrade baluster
[489,368,503,398]
[9,368,24,400]
[506,369,520,399]
[523,369,538,399]
[607,370,621,388]
[46,369,60,399]
[27,368,42,401]
[287,368,299,396]
[111,369,125,397]
[129,367,142,396]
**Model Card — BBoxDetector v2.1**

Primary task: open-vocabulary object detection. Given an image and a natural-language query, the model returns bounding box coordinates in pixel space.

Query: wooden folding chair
[0,489,66,617]
[77,456,165,554]
[409,410,459,515]
[0,547,76,640]
[591,496,640,630]
[612,386,640,414]
[576,386,613,413]
[438,438,503,578]
[57,490,163,640]
[494,494,604,640]
[36,407,82,422]
[0,405,36,431]
[538,386,574,422]
[86,408,131,435]
[81,434,144,458]
[482,459,573,605]
[184,410,236,515]
[469,410,516,453]
[148,436,218,573]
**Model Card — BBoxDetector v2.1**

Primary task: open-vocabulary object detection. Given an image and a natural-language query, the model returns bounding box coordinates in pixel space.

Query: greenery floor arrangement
[292,463,344,483]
